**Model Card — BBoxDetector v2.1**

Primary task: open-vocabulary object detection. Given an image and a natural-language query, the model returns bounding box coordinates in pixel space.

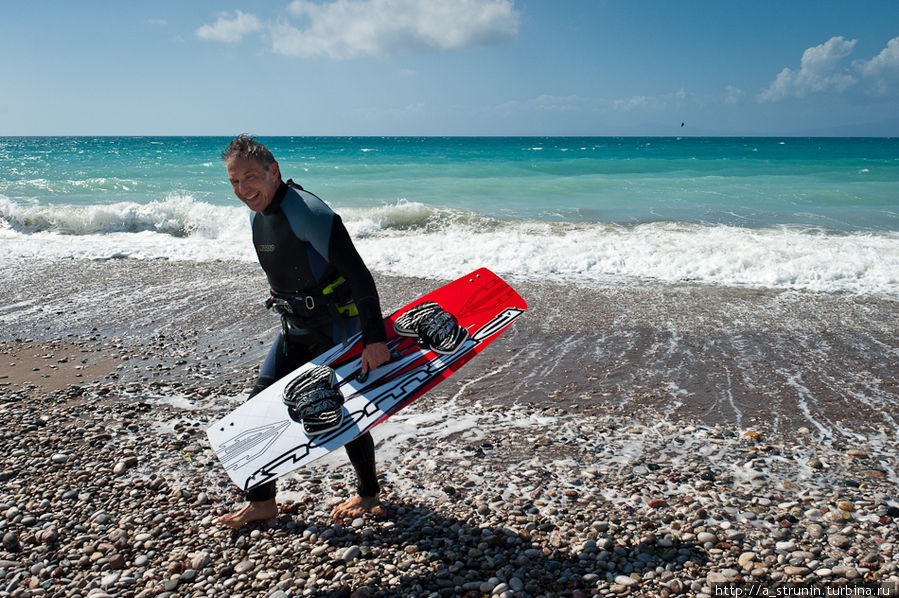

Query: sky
[2,0,898,136]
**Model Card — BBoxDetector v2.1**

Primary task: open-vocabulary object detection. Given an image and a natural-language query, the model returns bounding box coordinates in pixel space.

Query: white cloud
[272,0,519,59]
[195,10,263,44]
[856,36,899,95]
[530,95,585,112]
[614,95,649,111]
[613,89,687,112]
[724,85,744,104]
[499,89,690,116]
[759,36,858,102]
[148,18,167,26]
[495,95,590,115]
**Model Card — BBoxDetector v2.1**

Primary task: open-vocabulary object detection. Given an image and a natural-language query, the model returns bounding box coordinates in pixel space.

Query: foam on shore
[2,195,898,298]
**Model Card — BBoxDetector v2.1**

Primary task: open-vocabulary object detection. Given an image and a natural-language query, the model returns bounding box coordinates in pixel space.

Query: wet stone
[829,534,852,549]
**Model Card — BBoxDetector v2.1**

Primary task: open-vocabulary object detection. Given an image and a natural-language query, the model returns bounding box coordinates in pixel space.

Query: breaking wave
[2,194,897,299]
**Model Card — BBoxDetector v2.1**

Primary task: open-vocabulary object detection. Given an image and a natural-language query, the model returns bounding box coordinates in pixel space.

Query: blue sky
[2,0,898,136]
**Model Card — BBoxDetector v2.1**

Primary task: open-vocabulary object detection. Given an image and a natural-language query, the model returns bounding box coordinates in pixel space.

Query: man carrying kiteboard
[218,135,390,528]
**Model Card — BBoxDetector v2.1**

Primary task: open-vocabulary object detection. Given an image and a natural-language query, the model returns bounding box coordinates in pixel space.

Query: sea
[1,136,897,298]
[2,136,898,442]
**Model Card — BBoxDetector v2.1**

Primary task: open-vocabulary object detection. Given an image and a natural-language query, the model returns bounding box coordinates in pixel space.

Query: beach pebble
[829,534,852,549]
[614,575,639,587]
[39,524,59,543]
[2,532,21,552]
[191,552,211,570]
[481,578,500,593]
[832,565,860,579]
[342,545,362,562]
[784,566,810,576]
[775,541,796,552]
[108,554,126,569]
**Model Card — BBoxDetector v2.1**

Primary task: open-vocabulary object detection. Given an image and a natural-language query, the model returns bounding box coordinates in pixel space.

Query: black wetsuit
[246,180,386,502]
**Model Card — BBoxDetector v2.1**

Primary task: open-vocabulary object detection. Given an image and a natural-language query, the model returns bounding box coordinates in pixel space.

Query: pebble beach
[1,258,898,598]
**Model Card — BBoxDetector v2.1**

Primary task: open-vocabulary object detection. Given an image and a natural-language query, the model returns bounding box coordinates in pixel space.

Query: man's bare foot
[218,498,279,529]
[331,495,385,521]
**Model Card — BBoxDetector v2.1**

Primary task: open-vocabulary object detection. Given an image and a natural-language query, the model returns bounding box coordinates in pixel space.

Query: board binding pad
[393,301,468,354]
[282,365,343,436]
[206,268,527,492]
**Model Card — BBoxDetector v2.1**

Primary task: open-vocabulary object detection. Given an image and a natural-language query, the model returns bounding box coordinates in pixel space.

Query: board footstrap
[394,301,468,354]
[283,365,345,435]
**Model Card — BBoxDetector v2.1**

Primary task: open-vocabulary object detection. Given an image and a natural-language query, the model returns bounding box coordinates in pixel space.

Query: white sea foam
[2,195,898,299]
[0,194,253,261]
[353,217,899,299]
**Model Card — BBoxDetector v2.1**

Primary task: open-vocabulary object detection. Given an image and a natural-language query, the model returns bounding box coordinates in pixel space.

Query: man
[219,135,391,528]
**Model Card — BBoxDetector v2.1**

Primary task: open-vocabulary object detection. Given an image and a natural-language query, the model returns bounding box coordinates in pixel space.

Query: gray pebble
[829,534,852,549]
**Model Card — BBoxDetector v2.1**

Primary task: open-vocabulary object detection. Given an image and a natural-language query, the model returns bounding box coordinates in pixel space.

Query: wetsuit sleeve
[327,215,388,346]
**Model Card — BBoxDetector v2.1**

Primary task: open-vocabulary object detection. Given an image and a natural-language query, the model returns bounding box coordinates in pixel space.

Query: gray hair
[221,134,276,168]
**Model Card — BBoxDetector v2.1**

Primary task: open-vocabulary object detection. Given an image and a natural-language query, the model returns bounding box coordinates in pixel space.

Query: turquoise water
[2,136,897,230]
[1,136,898,297]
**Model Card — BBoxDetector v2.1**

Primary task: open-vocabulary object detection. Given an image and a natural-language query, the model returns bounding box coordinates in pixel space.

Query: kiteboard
[206,268,527,491]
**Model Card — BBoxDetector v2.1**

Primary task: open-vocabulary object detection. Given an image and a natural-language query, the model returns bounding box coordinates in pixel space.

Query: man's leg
[219,333,297,528]
[331,432,385,520]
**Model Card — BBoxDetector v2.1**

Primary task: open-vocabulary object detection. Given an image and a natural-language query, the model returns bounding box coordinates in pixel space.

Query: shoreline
[3,257,897,437]
[1,256,897,597]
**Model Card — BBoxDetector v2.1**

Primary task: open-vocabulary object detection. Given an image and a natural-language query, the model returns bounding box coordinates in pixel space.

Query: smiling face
[226,155,281,212]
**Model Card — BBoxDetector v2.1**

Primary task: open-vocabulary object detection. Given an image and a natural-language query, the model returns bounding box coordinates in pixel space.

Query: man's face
[226,156,281,212]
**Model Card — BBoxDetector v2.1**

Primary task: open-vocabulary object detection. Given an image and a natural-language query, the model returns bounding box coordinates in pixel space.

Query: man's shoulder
[279,184,336,245]
[283,184,334,217]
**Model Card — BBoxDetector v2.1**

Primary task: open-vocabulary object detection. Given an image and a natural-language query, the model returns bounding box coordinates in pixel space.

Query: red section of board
[329,268,527,422]
[378,268,526,419]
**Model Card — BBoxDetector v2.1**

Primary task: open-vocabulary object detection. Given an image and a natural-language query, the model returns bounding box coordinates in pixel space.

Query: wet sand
[2,257,897,438]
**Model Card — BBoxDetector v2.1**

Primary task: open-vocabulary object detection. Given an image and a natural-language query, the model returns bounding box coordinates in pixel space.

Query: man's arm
[280,187,388,348]
[326,215,388,348]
